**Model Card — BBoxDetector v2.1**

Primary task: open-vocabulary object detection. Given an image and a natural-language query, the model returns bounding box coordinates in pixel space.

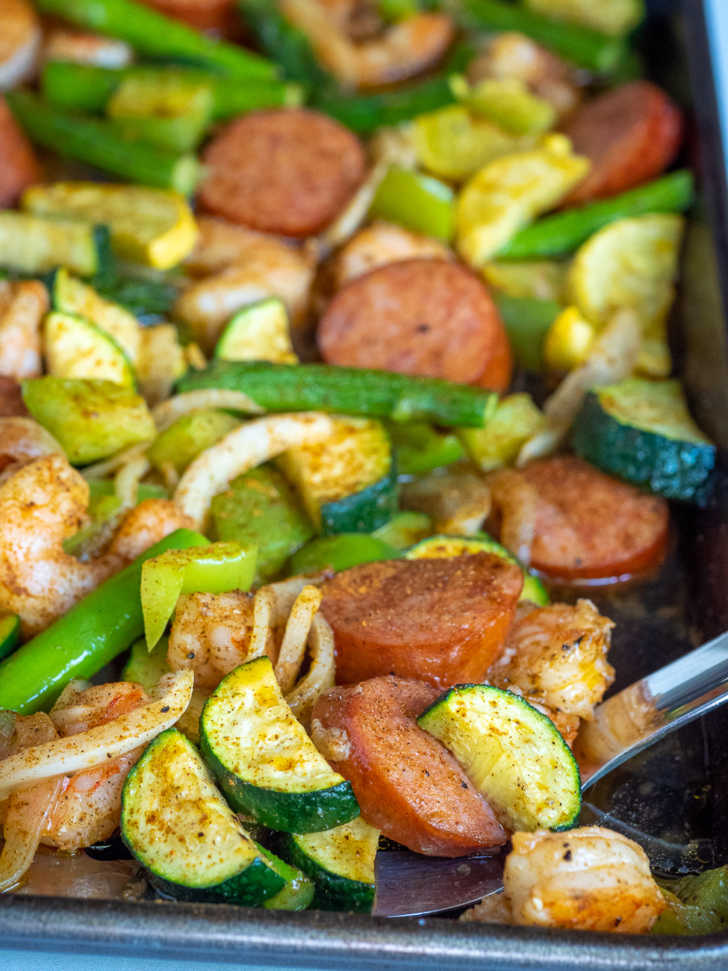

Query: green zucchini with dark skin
[200,657,360,833]
[238,0,331,86]
[571,377,716,503]
[0,212,112,280]
[278,817,379,913]
[418,684,581,832]
[122,728,285,905]
[176,360,498,428]
[0,615,20,662]
[210,465,315,583]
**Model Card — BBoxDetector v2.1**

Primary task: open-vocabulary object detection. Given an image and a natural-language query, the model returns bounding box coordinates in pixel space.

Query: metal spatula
[373,628,728,918]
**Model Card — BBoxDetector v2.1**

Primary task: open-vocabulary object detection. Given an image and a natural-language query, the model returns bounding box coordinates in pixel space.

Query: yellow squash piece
[22,182,198,270]
[524,0,645,37]
[456,135,590,268]
[566,214,684,378]
[458,393,545,472]
[543,306,596,372]
[482,259,569,301]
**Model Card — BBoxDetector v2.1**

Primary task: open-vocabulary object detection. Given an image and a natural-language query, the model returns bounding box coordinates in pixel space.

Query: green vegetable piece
[176,360,499,429]
[456,77,556,136]
[0,212,112,279]
[654,867,728,936]
[239,0,331,85]
[257,845,314,911]
[0,614,20,662]
[498,171,695,261]
[22,376,155,465]
[313,75,456,135]
[483,259,568,302]
[122,636,171,693]
[43,311,136,388]
[369,165,455,242]
[148,409,240,476]
[372,511,432,550]
[388,422,465,476]
[36,0,276,81]
[141,542,257,649]
[377,0,418,20]
[210,465,314,584]
[215,298,297,364]
[494,295,562,372]
[0,528,209,714]
[459,393,545,472]
[524,0,645,38]
[107,74,213,152]
[455,0,626,73]
[7,91,201,195]
[289,534,399,575]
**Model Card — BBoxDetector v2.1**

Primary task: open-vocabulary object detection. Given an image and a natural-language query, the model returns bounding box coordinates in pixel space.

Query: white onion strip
[151,389,263,432]
[286,613,335,726]
[275,585,322,694]
[0,671,193,800]
[173,413,335,528]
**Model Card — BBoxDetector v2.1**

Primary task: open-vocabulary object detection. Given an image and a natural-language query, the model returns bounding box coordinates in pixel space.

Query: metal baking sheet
[2,0,728,965]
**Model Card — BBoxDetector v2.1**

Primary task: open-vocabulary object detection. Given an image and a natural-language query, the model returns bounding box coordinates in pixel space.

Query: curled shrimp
[0,417,61,478]
[488,599,615,723]
[280,0,455,90]
[42,682,148,853]
[332,221,451,290]
[0,0,41,90]
[0,280,47,381]
[502,827,665,933]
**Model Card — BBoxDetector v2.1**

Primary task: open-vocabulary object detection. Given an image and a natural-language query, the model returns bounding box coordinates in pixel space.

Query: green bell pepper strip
[36,0,277,81]
[494,295,562,372]
[369,166,455,242]
[175,360,499,428]
[141,542,257,650]
[0,528,208,715]
[289,535,399,576]
[497,170,695,261]
[453,0,626,73]
[389,423,465,476]
[377,0,419,20]
[0,614,20,662]
[312,76,454,135]
[7,92,200,196]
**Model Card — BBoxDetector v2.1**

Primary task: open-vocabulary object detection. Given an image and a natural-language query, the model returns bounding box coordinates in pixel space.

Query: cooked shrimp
[332,221,451,290]
[43,683,148,853]
[167,591,275,690]
[280,0,454,89]
[0,417,61,478]
[0,455,114,636]
[502,827,665,933]
[177,217,315,350]
[105,498,195,562]
[0,279,47,381]
[488,600,615,722]
[0,0,41,90]
[468,32,582,119]
[42,29,133,68]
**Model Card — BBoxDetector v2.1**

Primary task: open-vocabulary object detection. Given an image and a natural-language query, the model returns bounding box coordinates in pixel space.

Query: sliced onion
[316,160,388,258]
[286,613,335,728]
[82,442,151,481]
[151,389,263,432]
[274,585,322,694]
[0,671,193,800]
[173,413,335,528]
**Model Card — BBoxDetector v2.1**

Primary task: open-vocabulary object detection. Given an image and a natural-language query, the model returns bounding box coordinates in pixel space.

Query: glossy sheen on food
[318,259,513,390]
[311,676,507,857]
[521,456,670,580]
[199,109,367,237]
[0,96,40,207]
[563,81,682,205]
[321,553,523,689]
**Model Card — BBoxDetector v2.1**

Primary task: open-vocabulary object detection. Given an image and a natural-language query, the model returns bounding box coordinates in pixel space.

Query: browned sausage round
[320,553,523,689]
[198,109,367,237]
[563,81,682,205]
[318,258,513,390]
[0,96,40,208]
[518,456,670,581]
[311,676,507,857]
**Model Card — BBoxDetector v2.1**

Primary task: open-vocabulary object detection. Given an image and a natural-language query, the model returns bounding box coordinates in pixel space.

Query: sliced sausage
[516,456,669,581]
[311,676,507,856]
[140,0,234,31]
[563,81,682,205]
[321,553,523,689]
[318,258,513,390]
[0,376,27,417]
[0,96,40,207]
[198,109,366,238]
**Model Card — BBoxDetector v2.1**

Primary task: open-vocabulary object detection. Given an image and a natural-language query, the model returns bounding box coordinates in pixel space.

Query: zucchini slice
[277,417,398,534]
[572,377,716,503]
[121,728,284,905]
[288,533,398,575]
[279,817,379,913]
[215,298,298,364]
[51,268,141,366]
[371,511,432,551]
[0,212,111,279]
[200,657,360,833]
[0,614,20,662]
[43,311,136,387]
[406,533,548,605]
[148,409,240,476]
[257,844,314,911]
[418,685,580,832]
